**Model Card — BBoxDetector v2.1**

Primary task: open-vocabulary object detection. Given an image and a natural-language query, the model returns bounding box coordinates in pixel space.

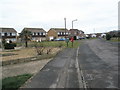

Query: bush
[4,43,17,49]
[106,34,111,40]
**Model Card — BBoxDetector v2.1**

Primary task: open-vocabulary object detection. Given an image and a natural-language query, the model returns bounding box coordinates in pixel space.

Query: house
[69,29,85,40]
[47,28,70,40]
[86,34,92,38]
[92,34,97,38]
[21,28,46,41]
[0,27,17,42]
[101,33,106,38]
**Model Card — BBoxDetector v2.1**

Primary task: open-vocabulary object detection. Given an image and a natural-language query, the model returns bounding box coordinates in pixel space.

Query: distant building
[91,34,97,38]
[69,29,85,40]
[21,28,46,41]
[0,27,17,42]
[101,33,106,37]
[47,28,70,40]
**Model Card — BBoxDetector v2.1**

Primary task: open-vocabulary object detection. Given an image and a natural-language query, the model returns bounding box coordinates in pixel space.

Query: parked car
[79,37,85,40]
[54,38,66,41]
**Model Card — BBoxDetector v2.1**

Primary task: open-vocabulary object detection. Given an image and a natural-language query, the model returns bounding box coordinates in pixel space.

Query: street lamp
[72,19,77,29]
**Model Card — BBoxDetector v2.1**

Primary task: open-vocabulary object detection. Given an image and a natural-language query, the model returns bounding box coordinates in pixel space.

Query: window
[34,33,36,35]
[41,32,43,35]
[10,33,12,36]
[43,33,45,35]
[4,33,7,36]
[38,33,40,35]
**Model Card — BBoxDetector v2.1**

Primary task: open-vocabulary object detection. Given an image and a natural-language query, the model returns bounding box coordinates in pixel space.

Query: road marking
[76,47,88,89]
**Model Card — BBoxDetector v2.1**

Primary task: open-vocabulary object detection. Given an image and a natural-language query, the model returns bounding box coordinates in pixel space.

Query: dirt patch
[1,47,61,61]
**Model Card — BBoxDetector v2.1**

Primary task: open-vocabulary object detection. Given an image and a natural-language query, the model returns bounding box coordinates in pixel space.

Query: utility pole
[64,18,69,47]
[64,18,66,38]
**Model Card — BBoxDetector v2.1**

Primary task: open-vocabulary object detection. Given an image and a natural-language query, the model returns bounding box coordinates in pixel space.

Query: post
[64,18,69,47]
[64,18,66,38]
[72,21,73,29]
[72,19,77,29]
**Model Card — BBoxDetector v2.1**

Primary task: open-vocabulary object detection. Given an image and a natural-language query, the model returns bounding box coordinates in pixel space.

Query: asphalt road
[23,39,119,89]
[78,39,118,88]
[23,48,82,88]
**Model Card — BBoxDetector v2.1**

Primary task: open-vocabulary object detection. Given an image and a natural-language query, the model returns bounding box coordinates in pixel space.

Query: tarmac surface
[78,39,118,88]
[23,39,119,88]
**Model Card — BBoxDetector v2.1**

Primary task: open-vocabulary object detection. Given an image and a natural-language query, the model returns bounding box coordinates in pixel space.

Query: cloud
[0,0,119,33]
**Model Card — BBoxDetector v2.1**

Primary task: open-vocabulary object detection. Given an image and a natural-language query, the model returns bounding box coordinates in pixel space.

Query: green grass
[110,38,120,42]
[29,40,80,48]
[2,74,33,90]
[104,37,120,42]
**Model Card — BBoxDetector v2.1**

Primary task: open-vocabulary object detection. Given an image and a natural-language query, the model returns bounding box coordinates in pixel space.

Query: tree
[20,30,32,47]
[106,33,111,40]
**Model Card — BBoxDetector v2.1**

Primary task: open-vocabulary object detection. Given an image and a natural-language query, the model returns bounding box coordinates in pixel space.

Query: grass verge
[2,74,33,90]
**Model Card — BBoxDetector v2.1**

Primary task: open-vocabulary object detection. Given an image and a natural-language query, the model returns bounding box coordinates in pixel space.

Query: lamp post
[72,19,77,29]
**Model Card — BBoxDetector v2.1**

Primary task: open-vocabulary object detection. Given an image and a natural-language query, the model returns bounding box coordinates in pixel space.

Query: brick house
[21,28,46,41]
[47,28,70,40]
[69,29,85,40]
[0,27,17,42]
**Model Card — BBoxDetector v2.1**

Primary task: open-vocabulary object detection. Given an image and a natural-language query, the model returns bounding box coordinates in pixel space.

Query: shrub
[4,43,16,49]
[34,42,45,55]
[46,48,52,54]
[106,34,111,40]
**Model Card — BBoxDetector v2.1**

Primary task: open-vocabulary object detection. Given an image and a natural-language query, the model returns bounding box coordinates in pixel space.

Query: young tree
[20,30,32,47]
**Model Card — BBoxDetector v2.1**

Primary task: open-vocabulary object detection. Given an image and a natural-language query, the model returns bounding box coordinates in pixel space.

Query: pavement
[22,39,119,89]
[2,59,52,79]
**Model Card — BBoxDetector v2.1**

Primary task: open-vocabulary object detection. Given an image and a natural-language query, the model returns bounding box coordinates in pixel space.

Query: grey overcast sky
[0,0,119,34]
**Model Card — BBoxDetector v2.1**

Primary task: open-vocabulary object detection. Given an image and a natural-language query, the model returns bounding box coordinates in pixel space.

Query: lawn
[1,40,80,61]
[29,40,80,48]
[2,74,32,90]
[110,38,120,42]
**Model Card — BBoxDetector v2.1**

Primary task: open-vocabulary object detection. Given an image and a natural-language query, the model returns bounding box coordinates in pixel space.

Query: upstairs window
[41,32,43,35]
[10,33,12,36]
[34,33,36,35]
[4,33,7,36]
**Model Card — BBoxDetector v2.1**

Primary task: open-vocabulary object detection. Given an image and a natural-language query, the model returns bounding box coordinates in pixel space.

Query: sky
[0,0,119,34]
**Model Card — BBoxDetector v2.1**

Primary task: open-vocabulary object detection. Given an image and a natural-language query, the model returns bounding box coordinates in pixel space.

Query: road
[23,39,119,88]
[78,39,118,88]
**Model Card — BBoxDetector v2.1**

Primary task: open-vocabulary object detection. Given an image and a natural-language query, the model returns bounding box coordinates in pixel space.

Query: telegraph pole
[64,18,66,38]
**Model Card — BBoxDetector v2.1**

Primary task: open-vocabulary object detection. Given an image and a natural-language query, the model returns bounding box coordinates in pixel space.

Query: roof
[0,28,17,33]
[50,28,69,32]
[69,29,84,33]
[23,28,46,33]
